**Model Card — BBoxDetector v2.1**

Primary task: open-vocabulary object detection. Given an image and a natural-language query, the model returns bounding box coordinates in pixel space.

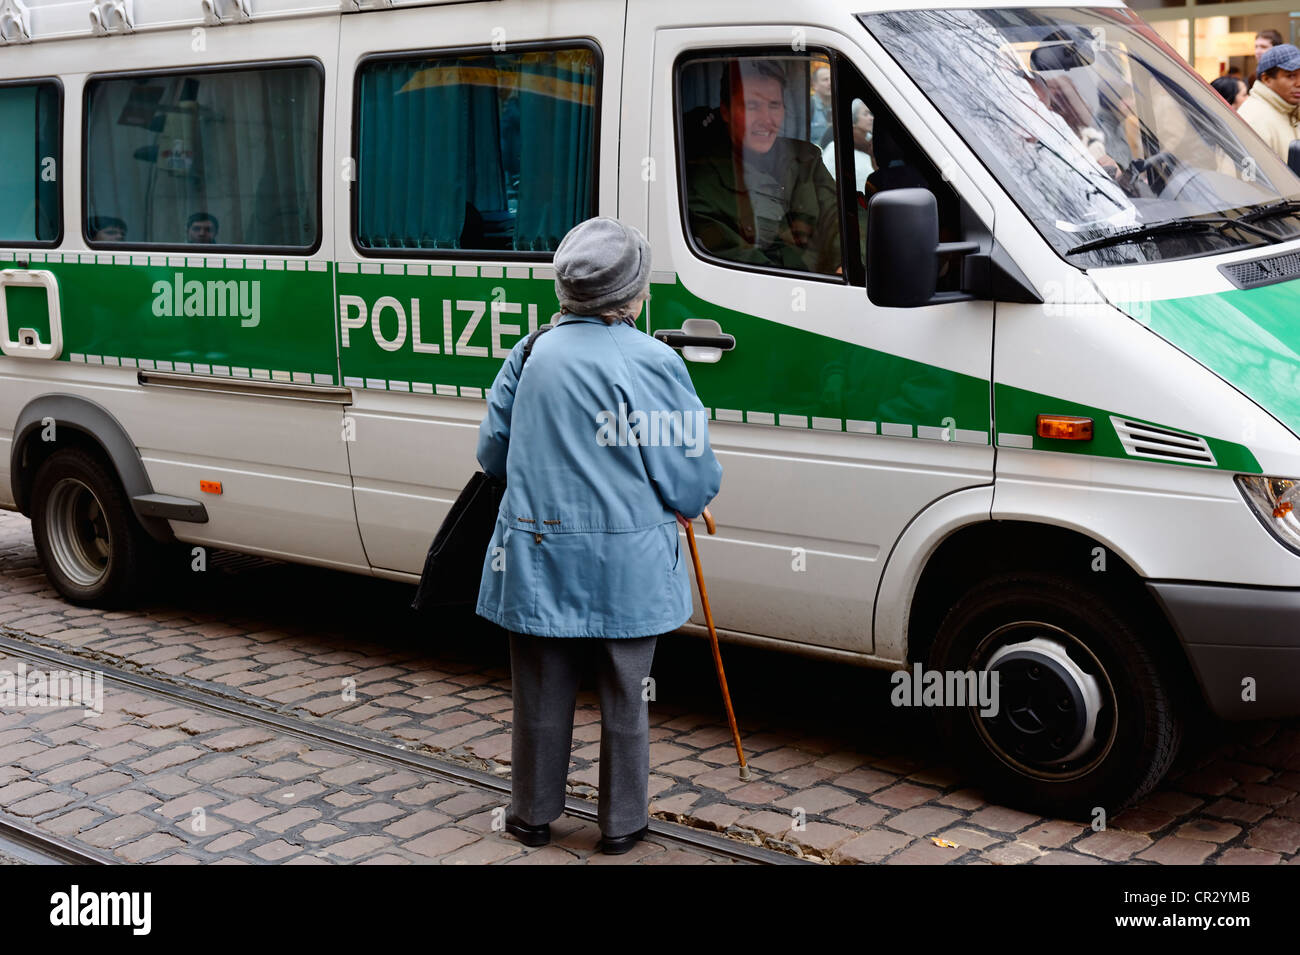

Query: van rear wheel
[30,447,154,608]
[926,572,1181,820]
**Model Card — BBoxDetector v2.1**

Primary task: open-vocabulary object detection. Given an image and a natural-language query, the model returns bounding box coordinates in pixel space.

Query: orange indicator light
[199,480,223,494]
[1036,415,1094,441]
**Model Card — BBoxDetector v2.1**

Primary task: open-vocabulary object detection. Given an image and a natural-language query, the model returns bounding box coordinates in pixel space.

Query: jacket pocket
[663,521,681,573]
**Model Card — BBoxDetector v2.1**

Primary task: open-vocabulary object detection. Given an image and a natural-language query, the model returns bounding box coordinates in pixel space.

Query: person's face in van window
[853,107,874,154]
[722,72,785,155]
[188,218,217,243]
[812,67,832,104]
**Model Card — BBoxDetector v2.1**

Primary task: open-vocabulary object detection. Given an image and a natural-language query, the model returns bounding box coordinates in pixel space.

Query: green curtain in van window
[0,84,58,243]
[358,59,506,249]
[514,50,596,251]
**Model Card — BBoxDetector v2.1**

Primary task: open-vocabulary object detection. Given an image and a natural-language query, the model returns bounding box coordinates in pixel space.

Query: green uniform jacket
[686,134,842,275]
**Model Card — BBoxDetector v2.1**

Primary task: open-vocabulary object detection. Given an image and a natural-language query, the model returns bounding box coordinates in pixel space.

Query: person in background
[476,216,722,856]
[1239,43,1300,161]
[1251,29,1285,89]
[821,98,875,193]
[1211,75,1248,111]
[88,216,127,242]
[1256,28,1285,60]
[809,64,833,148]
[187,211,218,243]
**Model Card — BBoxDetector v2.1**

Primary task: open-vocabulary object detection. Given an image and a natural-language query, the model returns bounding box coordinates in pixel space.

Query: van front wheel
[30,448,153,608]
[926,572,1181,820]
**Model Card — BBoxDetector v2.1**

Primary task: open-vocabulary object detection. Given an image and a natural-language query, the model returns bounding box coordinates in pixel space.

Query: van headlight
[1237,475,1300,555]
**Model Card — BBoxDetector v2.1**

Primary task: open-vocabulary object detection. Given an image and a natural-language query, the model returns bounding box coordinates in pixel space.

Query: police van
[2,0,1298,816]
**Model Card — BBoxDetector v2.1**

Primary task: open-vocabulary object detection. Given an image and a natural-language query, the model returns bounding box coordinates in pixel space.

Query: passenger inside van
[187,211,218,243]
[684,58,842,275]
[88,215,127,242]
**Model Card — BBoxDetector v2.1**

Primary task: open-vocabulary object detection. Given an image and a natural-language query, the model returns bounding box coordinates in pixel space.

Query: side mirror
[1288,140,1300,177]
[866,188,940,307]
[865,187,1040,307]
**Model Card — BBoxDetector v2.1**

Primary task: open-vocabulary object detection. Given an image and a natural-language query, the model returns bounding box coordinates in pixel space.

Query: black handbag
[409,323,557,611]
[409,470,506,610]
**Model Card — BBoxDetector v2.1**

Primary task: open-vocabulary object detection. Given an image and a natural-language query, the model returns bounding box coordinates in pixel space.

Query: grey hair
[598,285,650,325]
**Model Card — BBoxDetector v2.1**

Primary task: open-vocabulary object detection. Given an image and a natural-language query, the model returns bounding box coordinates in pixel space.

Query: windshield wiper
[1238,199,1300,225]
[1067,216,1274,255]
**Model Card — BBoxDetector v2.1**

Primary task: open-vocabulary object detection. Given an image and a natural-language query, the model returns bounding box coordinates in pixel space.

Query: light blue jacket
[475,313,723,637]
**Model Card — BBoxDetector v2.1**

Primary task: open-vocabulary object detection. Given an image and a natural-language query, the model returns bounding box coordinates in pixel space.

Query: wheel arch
[898,518,1201,713]
[872,486,1200,707]
[10,393,175,543]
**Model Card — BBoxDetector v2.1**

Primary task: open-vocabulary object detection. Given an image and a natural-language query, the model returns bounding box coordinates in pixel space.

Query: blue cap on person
[1259,43,1300,76]
[552,217,651,315]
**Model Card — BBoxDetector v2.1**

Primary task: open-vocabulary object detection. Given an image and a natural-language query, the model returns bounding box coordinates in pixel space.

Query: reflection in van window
[355,47,597,253]
[85,65,322,249]
[823,98,875,195]
[864,8,1300,266]
[678,55,843,276]
[0,83,60,244]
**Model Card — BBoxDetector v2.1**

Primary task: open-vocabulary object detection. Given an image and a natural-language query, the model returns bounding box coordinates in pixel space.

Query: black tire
[926,572,1182,820]
[29,447,157,608]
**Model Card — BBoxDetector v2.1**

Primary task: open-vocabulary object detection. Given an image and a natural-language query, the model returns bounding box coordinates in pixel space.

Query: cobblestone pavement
[2,510,1299,864]
[0,648,741,865]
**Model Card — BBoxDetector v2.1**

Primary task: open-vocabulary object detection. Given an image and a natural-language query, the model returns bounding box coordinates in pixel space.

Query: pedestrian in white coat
[1239,44,1300,162]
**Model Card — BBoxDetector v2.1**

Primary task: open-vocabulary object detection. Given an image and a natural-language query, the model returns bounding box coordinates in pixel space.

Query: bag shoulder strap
[518,316,585,374]
[519,325,550,372]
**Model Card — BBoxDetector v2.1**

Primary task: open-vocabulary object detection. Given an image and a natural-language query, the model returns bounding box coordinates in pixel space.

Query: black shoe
[597,824,648,855]
[505,813,550,847]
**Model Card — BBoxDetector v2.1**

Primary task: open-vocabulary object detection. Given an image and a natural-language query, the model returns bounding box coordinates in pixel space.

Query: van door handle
[653,319,734,363]
[653,330,735,349]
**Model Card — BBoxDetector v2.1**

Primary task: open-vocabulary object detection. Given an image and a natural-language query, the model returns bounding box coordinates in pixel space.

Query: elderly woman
[475,216,723,855]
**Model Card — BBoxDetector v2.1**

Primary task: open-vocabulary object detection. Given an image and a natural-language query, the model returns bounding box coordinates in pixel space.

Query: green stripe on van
[649,276,992,435]
[39,259,337,383]
[1115,279,1300,443]
[994,383,1261,472]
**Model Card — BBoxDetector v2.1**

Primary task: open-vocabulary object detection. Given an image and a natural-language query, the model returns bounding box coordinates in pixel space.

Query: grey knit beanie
[553,216,651,315]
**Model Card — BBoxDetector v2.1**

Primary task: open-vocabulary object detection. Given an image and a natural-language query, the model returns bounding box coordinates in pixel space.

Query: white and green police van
[2,0,1298,814]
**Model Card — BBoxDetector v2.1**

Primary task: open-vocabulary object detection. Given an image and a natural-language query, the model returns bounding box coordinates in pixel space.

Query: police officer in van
[685,58,842,275]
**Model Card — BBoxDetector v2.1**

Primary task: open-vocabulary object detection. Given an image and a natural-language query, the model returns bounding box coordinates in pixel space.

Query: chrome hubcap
[45,478,112,587]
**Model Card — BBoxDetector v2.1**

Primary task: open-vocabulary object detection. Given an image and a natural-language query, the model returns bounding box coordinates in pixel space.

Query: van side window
[677,53,845,277]
[0,81,60,245]
[84,63,323,250]
[833,63,964,290]
[354,46,598,254]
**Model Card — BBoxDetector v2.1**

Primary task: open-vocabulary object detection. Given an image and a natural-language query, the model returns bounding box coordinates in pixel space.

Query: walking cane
[679,507,751,780]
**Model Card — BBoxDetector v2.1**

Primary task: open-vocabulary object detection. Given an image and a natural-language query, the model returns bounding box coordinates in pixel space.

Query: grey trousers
[507,632,658,837]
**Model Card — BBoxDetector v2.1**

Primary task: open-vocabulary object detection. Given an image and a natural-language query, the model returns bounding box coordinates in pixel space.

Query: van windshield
[861,7,1300,267]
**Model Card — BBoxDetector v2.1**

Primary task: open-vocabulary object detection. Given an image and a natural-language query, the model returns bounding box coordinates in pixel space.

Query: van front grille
[1111,417,1217,466]
[1219,250,1300,289]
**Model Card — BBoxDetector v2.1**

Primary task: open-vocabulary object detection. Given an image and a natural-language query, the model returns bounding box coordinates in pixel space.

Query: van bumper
[1147,582,1300,720]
